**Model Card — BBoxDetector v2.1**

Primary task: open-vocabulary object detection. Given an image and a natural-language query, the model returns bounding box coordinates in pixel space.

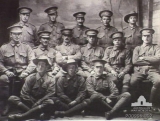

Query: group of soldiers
[0,5,160,120]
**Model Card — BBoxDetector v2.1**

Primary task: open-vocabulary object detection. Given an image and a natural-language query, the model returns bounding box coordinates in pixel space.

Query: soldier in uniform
[97,10,117,49]
[33,31,59,75]
[72,12,89,45]
[123,11,142,50]
[38,6,65,48]
[54,59,131,120]
[130,28,160,112]
[103,31,132,93]
[0,25,35,115]
[55,29,81,66]
[8,56,55,120]
[14,7,37,48]
[80,29,104,77]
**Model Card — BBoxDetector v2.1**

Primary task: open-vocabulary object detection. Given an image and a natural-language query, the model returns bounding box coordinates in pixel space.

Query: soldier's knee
[83,99,91,106]
[120,92,131,99]
[0,75,9,85]
[153,79,160,88]
[90,94,101,101]
[8,96,20,105]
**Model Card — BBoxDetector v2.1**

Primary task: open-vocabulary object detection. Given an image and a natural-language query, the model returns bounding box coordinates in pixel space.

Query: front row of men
[0,24,160,120]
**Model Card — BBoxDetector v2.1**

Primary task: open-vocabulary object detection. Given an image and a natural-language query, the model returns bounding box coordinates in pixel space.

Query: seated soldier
[8,56,55,120]
[55,59,86,116]
[0,25,35,115]
[54,59,131,120]
[103,31,132,93]
[33,30,60,75]
[130,28,160,112]
[80,29,104,77]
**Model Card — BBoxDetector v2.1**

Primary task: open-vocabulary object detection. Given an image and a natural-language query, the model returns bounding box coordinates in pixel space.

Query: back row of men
[0,6,160,120]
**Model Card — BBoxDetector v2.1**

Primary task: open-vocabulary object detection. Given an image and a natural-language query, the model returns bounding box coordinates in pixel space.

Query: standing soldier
[54,59,131,120]
[123,11,142,50]
[130,28,160,112]
[55,29,81,66]
[33,31,59,75]
[38,6,65,48]
[97,10,117,49]
[80,29,104,77]
[103,31,132,93]
[14,7,37,48]
[0,25,35,115]
[8,56,55,120]
[72,12,89,45]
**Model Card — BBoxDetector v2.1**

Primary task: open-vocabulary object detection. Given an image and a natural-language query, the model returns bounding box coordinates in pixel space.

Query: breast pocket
[118,54,125,63]
[26,28,34,40]
[19,52,27,64]
[4,52,14,64]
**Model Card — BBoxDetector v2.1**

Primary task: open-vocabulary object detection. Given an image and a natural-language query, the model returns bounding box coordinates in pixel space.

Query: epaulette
[28,23,36,28]
[32,46,39,49]
[107,46,114,49]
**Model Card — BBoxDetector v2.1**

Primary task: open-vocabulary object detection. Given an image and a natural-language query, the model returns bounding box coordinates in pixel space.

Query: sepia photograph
[0,0,160,120]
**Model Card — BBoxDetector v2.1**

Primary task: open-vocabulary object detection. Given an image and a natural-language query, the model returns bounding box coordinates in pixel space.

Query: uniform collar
[39,45,49,51]
[63,42,71,46]
[36,73,48,82]
[87,44,96,49]
[48,21,57,27]
[19,21,29,27]
[128,24,137,30]
[102,24,111,30]
[10,41,21,47]
[76,25,84,30]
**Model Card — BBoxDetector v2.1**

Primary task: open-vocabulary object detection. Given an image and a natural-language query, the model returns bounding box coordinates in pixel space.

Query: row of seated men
[0,23,160,120]
[0,5,160,120]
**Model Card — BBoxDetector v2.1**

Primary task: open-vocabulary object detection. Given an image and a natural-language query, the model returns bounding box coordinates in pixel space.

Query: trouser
[62,92,131,116]
[8,95,54,114]
[130,72,160,106]
[107,73,131,94]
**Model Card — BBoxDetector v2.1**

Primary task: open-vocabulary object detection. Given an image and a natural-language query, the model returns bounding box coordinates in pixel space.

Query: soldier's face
[19,13,30,23]
[48,13,57,22]
[63,35,72,43]
[40,37,50,47]
[113,38,123,47]
[101,16,111,26]
[36,61,49,73]
[76,17,85,26]
[128,16,137,24]
[142,34,152,44]
[94,62,104,76]
[10,32,22,42]
[66,64,77,76]
[87,35,97,45]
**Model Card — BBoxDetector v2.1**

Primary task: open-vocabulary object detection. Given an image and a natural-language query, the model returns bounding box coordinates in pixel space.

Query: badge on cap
[17,7,32,14]
[44,6,58,15]
[140,28,155,35]
[73,12,86,18]
[85,29,98,36]
[7,25,23,33]
[61,29,72,36]
[38,31,51,38]
[110,31,124,39]
[99,10,113,18]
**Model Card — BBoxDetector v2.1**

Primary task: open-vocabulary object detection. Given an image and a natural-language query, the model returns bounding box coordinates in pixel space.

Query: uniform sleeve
[56,77,72,104]
[132,47,150,66]
[55,51,67,65]
[0,47,8,73]
[68,45,81,60]
[143,46,160,63]
[20,75,36,104]
[122,50,132,74]
[74,77,86,103]
[24,45,36,74]
[108,80,119,99]
[103,48,115,72]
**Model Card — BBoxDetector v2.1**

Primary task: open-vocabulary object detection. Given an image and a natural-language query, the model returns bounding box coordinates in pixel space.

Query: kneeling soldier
[8,56,55,120]
[54,59,131,120]
[103,31,132,93]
